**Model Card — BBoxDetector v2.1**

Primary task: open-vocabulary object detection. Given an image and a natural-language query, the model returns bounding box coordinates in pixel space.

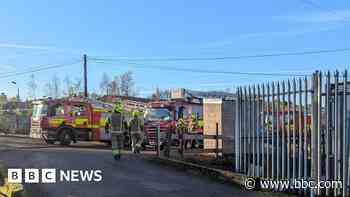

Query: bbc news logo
[8,168,103,184]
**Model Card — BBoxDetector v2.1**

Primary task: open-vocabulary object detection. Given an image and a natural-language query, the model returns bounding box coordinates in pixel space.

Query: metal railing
[157,122,223,159]
[235,70,350,196]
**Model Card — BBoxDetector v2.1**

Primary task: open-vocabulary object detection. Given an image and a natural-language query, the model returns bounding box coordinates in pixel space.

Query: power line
[0,60,81,79]
[92,60,309,77]
[0,43,82,54]
[89,48,350,62]
[298,0,332,12]
[0,59,81,75]
[298,0,349,22]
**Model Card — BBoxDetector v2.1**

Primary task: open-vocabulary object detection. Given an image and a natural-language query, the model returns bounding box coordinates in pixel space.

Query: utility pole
[17,88,20,101]
[83,54,88,97]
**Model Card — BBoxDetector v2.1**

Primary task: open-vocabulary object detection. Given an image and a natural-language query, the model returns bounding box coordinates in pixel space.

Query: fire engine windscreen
[32,104,48,118]
[145,108,171,121]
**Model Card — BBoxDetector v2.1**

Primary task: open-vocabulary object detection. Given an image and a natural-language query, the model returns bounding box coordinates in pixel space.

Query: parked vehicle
[30,97,112,145]
[143,100,203,150]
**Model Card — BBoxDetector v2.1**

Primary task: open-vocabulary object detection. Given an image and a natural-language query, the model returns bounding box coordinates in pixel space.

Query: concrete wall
[203,98,235,155]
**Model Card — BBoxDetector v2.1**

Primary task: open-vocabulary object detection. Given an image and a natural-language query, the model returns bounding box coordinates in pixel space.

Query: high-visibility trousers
[111,131,124,156]
[131,132,143,152]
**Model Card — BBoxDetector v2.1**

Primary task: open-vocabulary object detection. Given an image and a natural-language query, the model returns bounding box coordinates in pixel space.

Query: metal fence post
[303,77,309,181]
[281,81,286,179]
[342,71,348,197]
[243,87,248,174]
[311,71,320,196]
[298,78,303,179]
[267,84,270,178]
[216,122,219,159]
[335,71,340,196]
[287,80,291,181]
[272,82,275,179]
[292,79,297,181]
[157,124,161,157]
[235,91,241,172]
[325,72,330,196]
[257,85,261,177]
[248,86,252,176]
[317,72,322,196]
[261,84,266,178]
[276,82,280,179]
[252,85,256,177]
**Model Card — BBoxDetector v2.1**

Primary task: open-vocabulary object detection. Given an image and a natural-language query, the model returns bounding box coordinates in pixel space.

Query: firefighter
[176,118,187,136]
[188,113,197,133]
[176,117,187,155]
[109,102,125,160]
[0,166,25,197]
[129,111,144,154]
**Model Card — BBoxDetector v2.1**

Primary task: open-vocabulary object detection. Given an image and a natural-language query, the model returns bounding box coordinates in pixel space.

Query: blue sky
[0,0,350,99]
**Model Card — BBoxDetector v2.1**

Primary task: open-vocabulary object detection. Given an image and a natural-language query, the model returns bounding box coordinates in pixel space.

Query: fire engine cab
[143,99,203,149]
[30,97,112,145]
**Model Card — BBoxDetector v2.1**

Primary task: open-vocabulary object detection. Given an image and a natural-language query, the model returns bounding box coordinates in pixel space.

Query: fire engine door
[47,104,66,127]
[71,104,90,128]
[100,112,111,141]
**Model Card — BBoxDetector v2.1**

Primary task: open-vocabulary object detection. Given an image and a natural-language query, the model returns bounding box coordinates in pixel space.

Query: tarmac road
[0,135,270,197]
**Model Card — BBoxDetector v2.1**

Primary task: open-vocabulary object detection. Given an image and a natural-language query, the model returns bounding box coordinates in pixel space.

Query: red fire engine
[143,100,203,149]
[30,97,113,145]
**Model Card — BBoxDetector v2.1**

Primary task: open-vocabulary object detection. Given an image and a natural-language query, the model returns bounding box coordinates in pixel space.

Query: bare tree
[120,71,134,97]
[44,81,53,98]
[52,74,61,98]
[131,87,140,97]
[160,89,171,100]
[152,87,161,100]
[63,75,73,97]
[110,76,120,96]
[90,90,99,99]
[100,73,111,96]
[63,76,82,97]
[152,88,170,100]
[27,74,37,100]
[73,78,82,96]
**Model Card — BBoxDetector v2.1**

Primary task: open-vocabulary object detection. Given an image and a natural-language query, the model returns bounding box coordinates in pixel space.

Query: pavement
[0,135,271,197]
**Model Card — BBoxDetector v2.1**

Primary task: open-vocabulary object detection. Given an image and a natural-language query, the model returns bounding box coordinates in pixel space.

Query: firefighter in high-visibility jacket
[176,118,187,154]
[109,103,125,160]
[129,111,144,154]
[188,113,197,133]
[0,167,24,197]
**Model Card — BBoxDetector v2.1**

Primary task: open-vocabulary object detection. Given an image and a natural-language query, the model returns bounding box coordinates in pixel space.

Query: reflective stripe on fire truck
[93,108,110,113]
[49,118,64,125]
[74,118,89,125]
[49,118,106,129]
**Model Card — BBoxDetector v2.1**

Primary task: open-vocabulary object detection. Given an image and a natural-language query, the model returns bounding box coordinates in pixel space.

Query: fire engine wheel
[59,130,72,146]
[185,140,192,149]
[192,140,200,149]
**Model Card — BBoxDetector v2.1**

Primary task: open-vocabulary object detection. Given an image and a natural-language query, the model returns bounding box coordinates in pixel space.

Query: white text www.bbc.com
[244,178,343,191]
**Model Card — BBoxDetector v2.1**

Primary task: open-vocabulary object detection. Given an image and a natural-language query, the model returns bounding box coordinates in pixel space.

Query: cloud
[0,64,16,70]
[0,43,81,54]
[199,10,347,50]
[0,51,53,61]
[199,25,335,50]
[287,9,350,24]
